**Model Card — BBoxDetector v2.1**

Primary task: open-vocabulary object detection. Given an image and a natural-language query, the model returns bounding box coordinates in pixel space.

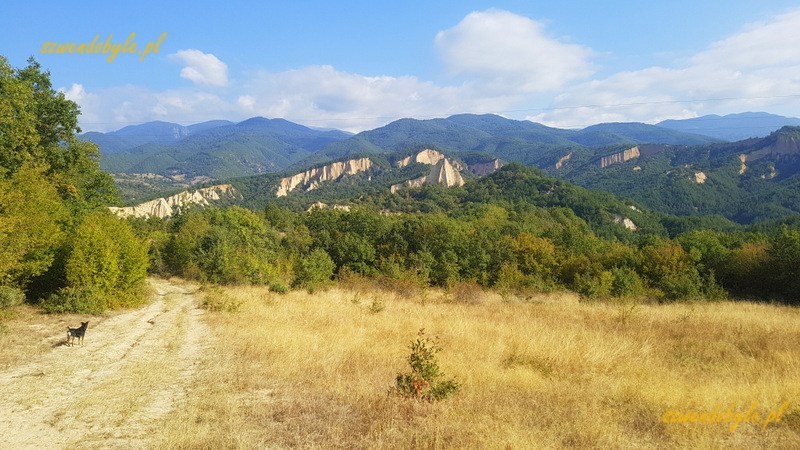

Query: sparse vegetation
[153,282,800,448]
[392,329,460,401]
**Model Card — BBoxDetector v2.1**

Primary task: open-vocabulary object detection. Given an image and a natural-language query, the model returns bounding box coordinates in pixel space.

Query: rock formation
[109,184,239,219]
[276,157,373,197]
[738,154,748,175]
[396,149,467,171]
[468,159,504,176]
[555,152,573,170]
[391,158,465,193]
[612,214,638,231]
[599,146,641,168]
[694,172,707,184]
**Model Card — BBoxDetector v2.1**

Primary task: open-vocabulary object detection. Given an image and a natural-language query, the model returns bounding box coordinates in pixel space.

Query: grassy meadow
[157,280,800,449]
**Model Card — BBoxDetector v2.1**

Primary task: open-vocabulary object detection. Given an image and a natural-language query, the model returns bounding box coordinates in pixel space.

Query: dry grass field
[153,280,800,449]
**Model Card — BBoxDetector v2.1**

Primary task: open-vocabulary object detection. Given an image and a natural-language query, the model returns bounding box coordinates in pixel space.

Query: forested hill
[309,114,720,166]
[556,126,800,224]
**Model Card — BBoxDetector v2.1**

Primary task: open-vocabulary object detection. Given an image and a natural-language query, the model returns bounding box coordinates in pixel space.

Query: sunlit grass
[159,283,800,448]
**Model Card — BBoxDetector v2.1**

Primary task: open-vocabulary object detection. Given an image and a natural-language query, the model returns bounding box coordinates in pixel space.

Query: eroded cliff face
[276,157,374,197]
[555,152,573,170]
[391,158,465,193]
[109,184,239,219]
[396,149,466,171]
[468,159,503,176]
[694,172,708,184]
[599,146,641,168]
[612,214,638,231]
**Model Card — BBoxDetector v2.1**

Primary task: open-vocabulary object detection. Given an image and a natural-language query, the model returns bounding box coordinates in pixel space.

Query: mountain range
[657,112,800,141]
[85,112,800,224]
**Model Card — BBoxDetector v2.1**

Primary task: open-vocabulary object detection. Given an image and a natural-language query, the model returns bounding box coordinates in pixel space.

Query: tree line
[2,56,799,314]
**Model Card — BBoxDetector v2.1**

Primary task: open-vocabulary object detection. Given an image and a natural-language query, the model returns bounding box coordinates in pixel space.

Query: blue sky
[2,1,799,132]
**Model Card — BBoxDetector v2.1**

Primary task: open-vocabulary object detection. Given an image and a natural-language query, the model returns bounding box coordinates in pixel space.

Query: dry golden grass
[0,305,94,370]
[147,285,799,447]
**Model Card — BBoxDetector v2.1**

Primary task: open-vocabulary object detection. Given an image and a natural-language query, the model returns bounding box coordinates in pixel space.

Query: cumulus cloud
[435,9,594,93]
[170,49,229,87]
[67,8,800,134]
[529,8,800,128]
[237,65,485,132]
[62,83,86,103]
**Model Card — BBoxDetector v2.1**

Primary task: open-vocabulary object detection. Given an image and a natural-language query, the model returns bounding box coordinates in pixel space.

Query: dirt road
[0,279,209,449]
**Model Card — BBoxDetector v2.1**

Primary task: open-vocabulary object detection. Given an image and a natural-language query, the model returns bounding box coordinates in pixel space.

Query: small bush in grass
[0,286,25,309]
[368,297,385,314]
[200,286,243,312]
[268,282,289,294]
[391,329,459,402]
[449,281,486,305]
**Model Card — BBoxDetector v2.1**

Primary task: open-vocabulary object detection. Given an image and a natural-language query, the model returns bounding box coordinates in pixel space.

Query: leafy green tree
[0,163,68,288]
[57,211,148,311]
[766,226,800,300]
[293,248,335,293]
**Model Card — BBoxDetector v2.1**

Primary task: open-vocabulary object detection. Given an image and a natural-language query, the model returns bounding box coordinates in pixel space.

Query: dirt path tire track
[0,278,210,449]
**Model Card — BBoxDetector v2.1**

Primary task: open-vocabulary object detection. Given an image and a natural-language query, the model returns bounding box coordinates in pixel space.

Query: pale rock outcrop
[739,154,747,175]
[555,152,573,170]
[599,146,640,168]
[761,166,778,180]
[612,214,638,231]
[694,172,707,184]
[467,159,503,176]
[396,149,466,171]
[276,157,373,197]
[109,184,239,219]
[391,158,465,193]
[305,202,352,212]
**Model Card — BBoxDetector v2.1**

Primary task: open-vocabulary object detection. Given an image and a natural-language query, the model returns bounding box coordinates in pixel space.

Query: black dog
[67,321,89,346]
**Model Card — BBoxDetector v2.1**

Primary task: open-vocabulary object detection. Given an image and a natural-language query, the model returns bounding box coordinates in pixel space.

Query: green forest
[2,57,800,315]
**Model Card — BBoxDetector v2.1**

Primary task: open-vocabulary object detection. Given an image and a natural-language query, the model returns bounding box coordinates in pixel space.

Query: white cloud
[237,95,256,111]
[61,83,86,103]
[692,9,800,70]
[67,8,800,134]
[238,65,483,132]
[435,9,594,93]
[529,8,800,128]
[170,49,229,87]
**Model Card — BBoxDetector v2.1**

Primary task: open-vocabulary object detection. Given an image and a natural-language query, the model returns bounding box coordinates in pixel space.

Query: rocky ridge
[109,184,239,219]
[276,157,374,197]
[599,146,641,168]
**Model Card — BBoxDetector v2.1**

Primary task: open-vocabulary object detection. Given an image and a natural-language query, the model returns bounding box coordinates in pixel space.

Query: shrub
[449,281,486,305]
[269,282,289,294]
[59,210,149,312]
[199,285,243,312]
[610,267,645,297]
[292,249,335,293]
[574,270,613,299]
[391,329,460,402]
[0,286,25,309]
[41,286,105,315]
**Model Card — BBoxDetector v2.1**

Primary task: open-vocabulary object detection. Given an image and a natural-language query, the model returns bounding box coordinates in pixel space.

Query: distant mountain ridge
[85,113,800,225]
[657,112,800,141]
